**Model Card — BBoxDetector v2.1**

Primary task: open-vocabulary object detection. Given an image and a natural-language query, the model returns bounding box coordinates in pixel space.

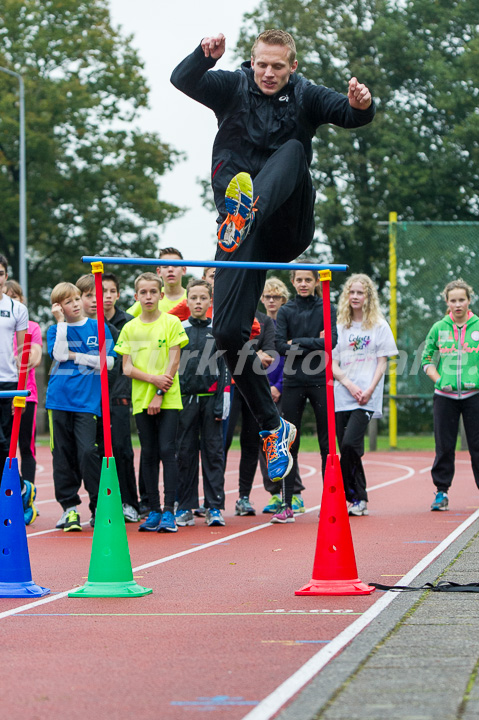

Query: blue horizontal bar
[0,390,31,398]
[82,256,348,272]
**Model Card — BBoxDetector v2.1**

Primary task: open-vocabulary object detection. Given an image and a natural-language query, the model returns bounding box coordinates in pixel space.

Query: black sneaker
[89,512,96,528]
[64,509,82,532]
[139,501,151,519]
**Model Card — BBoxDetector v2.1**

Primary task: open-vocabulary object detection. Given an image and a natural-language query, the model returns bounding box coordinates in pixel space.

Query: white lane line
[26,521,92,537]
[241,507,479,720]
[0,519,287,621]
[365,462,415,490]
[35,493,89,507]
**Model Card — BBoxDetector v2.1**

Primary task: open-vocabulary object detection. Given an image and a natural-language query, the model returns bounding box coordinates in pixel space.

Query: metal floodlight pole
[0,66,27,296]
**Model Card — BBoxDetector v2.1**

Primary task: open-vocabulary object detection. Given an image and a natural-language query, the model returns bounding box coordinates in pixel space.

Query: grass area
[248,434,438,452]
[38,433,465,453]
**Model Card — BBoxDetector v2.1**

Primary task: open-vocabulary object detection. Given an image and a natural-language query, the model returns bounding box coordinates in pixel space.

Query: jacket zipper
[456,325,462,398]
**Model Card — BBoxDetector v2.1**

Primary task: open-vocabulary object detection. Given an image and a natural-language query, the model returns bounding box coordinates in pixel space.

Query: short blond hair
[134,272,163,292]
[252,29,296,65]
[263,276,290,304]
[51,282,80,305]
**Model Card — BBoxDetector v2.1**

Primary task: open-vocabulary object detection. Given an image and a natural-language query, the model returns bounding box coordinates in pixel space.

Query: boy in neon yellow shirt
[115,272,188,532]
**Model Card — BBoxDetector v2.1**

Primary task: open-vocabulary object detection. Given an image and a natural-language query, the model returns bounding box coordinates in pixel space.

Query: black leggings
[19,401,37,484]
[0,381,16,482]
[135,409,179,512]
[281,384,329,506]
[336,409,373,503]
[224,386,261,498]
[432,393,479,492]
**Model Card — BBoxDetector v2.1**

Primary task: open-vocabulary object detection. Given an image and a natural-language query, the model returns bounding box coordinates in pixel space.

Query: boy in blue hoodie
[46,282,115,531]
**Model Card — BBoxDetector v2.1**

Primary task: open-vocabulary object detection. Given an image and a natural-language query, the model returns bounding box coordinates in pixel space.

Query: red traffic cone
[0,458,50,598]
[295,454,375,596]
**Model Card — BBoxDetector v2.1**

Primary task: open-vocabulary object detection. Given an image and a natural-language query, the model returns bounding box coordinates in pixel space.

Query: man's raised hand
[201,34,226,60]
[348,77,372,110]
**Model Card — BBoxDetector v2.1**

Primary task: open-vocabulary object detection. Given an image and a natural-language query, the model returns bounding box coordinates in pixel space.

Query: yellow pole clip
[319,269,332,282]
[91,261,104,274]
[13,396,26,409]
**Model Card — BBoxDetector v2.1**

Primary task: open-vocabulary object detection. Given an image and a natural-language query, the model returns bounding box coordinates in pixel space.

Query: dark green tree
[234,0,479,286]
[0,0,182,317]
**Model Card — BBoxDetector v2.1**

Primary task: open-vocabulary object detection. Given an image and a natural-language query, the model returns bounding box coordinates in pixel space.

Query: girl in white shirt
[332,274,397,516]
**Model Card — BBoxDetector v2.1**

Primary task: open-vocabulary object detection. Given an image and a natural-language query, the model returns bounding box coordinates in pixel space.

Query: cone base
[295,578,376,596]
[68,580,152,598]
[0,580,50,598]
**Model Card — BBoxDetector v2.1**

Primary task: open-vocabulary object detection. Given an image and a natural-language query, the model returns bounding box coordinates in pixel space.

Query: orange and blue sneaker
[259,418,297,482]
[218,172,257,252]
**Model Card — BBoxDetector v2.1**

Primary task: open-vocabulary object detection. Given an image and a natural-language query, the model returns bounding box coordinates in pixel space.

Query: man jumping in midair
[171,29,375,483]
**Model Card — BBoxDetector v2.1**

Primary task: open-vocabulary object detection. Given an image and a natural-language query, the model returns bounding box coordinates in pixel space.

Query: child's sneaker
[235,497,256,516]
[158,510,177,533]
[259,418,297,482]
[64,509,82,532]
[292,494,305,514]
[139,510,162,531]
[262,494,282,514]
[22,480,37,526]
[348,500,368,516]
[139,500,151,519]
[123,503,140,522]
[193,506,206,517]
[431,491,449,511]
[271,505,295,524]
[175,509,195,527]
[56,509,69,529]
[205,508,225,526]
[218,172,257,252]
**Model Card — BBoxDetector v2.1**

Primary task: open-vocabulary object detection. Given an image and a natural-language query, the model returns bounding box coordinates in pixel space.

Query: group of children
[1,245,477,532]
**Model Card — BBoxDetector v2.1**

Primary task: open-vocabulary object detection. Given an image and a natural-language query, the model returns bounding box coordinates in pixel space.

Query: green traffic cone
[69,457,152,598]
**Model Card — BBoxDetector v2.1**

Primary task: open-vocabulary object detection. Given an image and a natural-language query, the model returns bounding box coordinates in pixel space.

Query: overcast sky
[108,0,260,263]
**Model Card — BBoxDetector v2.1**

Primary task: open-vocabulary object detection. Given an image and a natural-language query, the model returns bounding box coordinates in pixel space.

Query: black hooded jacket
[178,316,228,418]
[275,294,337,387]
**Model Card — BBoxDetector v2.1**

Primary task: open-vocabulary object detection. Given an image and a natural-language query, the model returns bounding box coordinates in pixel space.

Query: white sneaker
[348,500,368,516]
[122,503,140,522]
[56,507,76,529]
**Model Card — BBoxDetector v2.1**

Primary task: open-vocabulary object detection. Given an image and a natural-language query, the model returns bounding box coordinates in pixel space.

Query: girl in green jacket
[421,279,479,511]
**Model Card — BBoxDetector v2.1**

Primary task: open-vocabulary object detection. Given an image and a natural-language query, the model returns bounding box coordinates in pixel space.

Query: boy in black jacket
[274,267,338,522]
[224,309,275,517]
[176,279,227,527]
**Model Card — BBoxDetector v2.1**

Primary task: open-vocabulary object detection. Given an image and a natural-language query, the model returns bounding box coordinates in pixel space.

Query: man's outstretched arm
[304,76,375,130]
[170,34,239,113]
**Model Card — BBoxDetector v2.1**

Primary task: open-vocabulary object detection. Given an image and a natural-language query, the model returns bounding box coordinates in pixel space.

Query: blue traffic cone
[0,458,50,598]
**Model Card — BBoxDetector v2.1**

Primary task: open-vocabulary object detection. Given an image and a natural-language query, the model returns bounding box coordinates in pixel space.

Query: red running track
[1,447,478,719]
